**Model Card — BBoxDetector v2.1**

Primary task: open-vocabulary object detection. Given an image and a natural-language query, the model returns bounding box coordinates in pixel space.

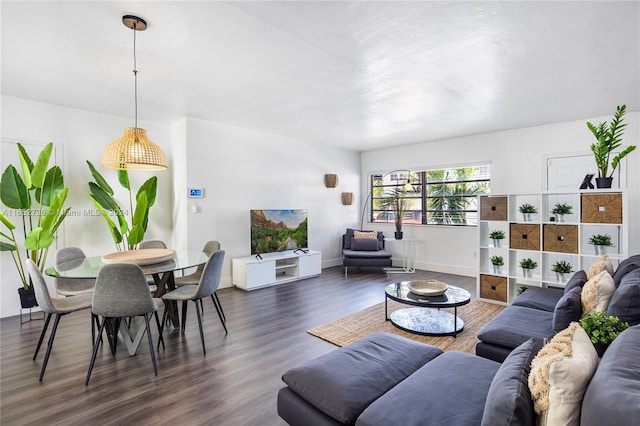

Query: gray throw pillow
[553,286,583,332]
[481,338,541,426]
[607,268,640,326]
[350,238,379,251]
[564,270,588,295]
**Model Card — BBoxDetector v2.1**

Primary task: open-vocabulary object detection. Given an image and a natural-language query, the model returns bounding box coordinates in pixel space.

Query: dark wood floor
[0,267,476,426]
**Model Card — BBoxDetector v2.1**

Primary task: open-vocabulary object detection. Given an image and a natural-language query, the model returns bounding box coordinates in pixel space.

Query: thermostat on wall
[188,187,204,198]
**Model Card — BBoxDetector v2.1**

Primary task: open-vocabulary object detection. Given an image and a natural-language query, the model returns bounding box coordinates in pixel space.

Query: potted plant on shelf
[518,203,537,222]
[551,202,573,222]
[0,143,71,310]
[519,258,537,278]
[551,260,574,283]
[588,234,613,255]
[579,311,629,357]
[490,255,504,274]
[489,230,506,248]
[587,104,636,189]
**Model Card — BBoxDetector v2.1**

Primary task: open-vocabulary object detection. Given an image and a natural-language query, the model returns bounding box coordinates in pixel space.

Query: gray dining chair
[139,240,167,293]
[175,241,225,322]
[161,250,226,355]
[55,247,95,296]
[85,263,163,385]
[25,259,93,382]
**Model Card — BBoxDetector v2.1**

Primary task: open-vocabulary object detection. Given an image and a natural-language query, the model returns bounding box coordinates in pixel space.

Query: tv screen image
[250,209,308,255]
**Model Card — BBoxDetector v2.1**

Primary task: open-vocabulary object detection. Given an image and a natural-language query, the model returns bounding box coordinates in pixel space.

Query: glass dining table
[45,249,209,330]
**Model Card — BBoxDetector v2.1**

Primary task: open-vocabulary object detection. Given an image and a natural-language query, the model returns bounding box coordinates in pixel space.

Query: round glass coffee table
[385,281,471,337]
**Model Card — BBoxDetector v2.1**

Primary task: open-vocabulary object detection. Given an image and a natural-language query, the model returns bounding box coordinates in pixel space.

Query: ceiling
[2,1,639,152]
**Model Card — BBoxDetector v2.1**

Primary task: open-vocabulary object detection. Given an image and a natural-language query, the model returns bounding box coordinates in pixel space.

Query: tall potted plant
[383,187,410,240]
[587,104,636,188]
[86,161,157,251]
[0,143,71,308]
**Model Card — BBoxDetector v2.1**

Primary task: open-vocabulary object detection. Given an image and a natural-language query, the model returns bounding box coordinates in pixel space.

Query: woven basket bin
[510,223,541,251]
[543,224,578,254]
[480,196,508,221]
[581,193,622,224]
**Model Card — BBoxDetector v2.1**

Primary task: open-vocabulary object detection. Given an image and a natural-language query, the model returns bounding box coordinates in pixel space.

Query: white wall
[361,111,640,277]
[177,117,361,278]
[0,96,361,318]
[0,96,173,318]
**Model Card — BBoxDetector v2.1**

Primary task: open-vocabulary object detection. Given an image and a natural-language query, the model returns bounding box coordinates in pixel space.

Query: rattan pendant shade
[102,127,168,171]
[102,15,168,171]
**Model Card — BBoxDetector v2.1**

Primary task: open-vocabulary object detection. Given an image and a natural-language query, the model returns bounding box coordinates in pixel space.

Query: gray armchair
[342,229,392,277]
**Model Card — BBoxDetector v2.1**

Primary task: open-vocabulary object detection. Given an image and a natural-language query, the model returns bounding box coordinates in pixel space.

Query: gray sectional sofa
[278,327,640,425]
[477,254,640,362]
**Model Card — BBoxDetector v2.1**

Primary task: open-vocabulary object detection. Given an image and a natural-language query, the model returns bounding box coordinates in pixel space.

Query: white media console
[232,250,322,290]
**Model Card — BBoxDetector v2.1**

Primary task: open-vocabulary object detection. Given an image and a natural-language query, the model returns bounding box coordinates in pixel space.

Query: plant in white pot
[551,202,573,222]
[0,143,71,309]
[588,234,613,255]
[551,260,574,283]
[489,229,506,248]
[587,104,636,189]
[519,258,537,278]
[518,203,537,222]
[490,255,504,274]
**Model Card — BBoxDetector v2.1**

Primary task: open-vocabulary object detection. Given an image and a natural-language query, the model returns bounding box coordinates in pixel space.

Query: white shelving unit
[478,190,627,305]
[232,250,321,291]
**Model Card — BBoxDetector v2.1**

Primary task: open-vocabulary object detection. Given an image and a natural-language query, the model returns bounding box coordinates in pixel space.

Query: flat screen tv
[250,209,308,255]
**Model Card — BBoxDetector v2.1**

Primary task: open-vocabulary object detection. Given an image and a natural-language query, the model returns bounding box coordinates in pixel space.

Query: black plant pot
[593,342,608,358]
[394,231,403,240]
[595,177,613,189]
[18,287,38,309]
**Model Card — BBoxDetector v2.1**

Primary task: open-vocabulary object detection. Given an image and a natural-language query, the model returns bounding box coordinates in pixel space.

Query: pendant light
[101,15,168,171]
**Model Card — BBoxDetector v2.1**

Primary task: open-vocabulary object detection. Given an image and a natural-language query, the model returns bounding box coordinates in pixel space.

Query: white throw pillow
[528,323,598,426]
[581,270,615,314]
[587,254,614,279]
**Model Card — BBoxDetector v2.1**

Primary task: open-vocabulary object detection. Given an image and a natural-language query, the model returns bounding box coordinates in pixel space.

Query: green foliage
[588,234,613,246]
[552,260,574,273]
[490,255,504,266]
[519,258,537,269]
[517,285,529,295]
[579,311,629,345]
[518,203,537,214]
[426,168,488,225]
[489,229,505,240]
[382,187,411,232]
[551,202,573,215]
[0,143,71,289]
[588,105,636,178]
[250,212,307,254]
[86,161,158,251]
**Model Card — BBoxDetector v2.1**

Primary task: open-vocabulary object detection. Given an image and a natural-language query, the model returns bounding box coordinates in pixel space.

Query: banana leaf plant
[0,143,70,289]
[86,161,157,251]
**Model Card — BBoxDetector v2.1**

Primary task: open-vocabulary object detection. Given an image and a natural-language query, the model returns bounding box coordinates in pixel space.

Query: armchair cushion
[344,228,384,250]
[350,238,379,251]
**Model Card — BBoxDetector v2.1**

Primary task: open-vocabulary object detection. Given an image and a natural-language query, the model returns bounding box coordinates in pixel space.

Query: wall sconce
[324,174,338,188]
[341,192,354,205]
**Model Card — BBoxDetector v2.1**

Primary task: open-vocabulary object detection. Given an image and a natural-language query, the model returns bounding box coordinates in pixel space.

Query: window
[370,165,490,226]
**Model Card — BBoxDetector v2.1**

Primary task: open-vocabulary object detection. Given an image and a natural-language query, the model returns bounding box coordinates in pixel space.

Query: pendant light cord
[133,21,138,128]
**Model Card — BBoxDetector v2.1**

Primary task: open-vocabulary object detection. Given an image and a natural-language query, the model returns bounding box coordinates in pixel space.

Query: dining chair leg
[39,313,63,382]
[211,295,228,335]
[154,311,165,350]
[86,317,107,385]
[144,313,158,376]
[211,292,226,322]
[194,299,206,355]
[181,301,188,335]
[33,313,53,360]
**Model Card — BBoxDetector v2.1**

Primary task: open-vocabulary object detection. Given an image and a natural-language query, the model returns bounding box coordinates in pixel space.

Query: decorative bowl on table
[101,249,176,265]
[407,280,448,296]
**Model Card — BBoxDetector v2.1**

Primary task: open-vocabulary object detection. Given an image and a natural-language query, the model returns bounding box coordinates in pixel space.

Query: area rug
[308,300,504,354]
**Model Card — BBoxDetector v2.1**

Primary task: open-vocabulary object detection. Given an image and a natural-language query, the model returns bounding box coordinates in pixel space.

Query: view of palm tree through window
[370,165,491,226]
